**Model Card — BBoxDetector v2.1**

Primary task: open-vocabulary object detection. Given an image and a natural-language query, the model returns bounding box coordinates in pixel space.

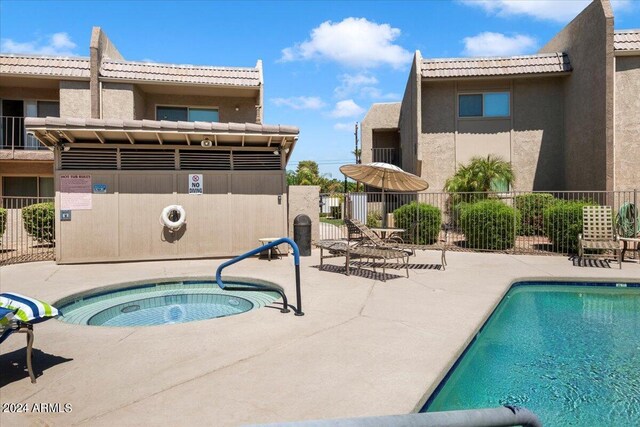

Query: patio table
[620,237,640,263]
[370,227,405,241]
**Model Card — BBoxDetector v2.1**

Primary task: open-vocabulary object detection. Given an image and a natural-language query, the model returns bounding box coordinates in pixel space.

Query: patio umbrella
[339,162,429,226]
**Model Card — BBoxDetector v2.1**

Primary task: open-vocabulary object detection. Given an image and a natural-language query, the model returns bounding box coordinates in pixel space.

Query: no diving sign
[189,174,203,195]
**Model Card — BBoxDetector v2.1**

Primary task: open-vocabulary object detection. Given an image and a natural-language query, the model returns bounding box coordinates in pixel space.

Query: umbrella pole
[382,173,386,228]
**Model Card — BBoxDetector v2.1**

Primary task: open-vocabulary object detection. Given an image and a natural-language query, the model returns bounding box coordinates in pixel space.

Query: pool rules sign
[188,174,203,195]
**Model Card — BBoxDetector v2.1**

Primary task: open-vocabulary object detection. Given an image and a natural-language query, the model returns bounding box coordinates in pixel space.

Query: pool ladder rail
[216,237,304,316]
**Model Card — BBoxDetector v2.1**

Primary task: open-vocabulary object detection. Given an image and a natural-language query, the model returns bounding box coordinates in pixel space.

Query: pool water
[57,280,280,327]
[423,282,640,426]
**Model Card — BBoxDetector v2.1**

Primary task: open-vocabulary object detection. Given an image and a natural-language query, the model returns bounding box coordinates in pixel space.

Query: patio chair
[345,219,448,270]
[315,240,409,281]
[578,206,622,269]
[0,293,60,383]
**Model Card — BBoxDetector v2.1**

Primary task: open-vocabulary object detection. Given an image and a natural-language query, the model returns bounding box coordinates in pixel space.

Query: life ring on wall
[160,205,186,231]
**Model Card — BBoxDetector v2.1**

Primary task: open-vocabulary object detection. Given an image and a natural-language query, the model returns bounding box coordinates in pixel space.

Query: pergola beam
[124,132,135,144]
[58,131,75,143]
[156,133,164,145]
[94,131,105,144]
[185,134,191,145]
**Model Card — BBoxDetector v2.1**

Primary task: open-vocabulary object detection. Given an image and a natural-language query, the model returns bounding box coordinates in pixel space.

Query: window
[37,101,60,118]
[459,92,510,118]
[156,106,219,122]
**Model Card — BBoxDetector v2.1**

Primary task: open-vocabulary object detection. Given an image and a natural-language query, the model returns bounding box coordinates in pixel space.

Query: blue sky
[1,0,639,178]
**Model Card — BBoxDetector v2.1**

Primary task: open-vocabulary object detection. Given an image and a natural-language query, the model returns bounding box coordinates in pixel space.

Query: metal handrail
[0,116,47,151]
[215,237,304,316]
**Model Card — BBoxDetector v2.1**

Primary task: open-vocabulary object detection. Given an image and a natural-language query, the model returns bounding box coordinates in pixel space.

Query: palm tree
[444,155,514,195]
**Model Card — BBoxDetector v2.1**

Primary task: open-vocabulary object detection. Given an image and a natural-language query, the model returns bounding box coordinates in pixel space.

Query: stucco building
[361,0,639,192]
[1,27,298,263]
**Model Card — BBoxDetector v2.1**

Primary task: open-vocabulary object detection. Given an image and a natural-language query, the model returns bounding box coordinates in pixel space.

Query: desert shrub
[366,210,382,228]
[515,193,557,236]
[393,202,442,245]
[0,208,6,238]
[543,200,597,254]
[459,200,521,250]
[22,202,55,243]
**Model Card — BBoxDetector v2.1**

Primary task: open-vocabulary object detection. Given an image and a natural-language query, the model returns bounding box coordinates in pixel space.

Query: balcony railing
[372,147,401,167]
[1,116,47,150]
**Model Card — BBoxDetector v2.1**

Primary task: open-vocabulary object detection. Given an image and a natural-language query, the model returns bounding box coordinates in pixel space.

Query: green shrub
[393,202,442,245]
[459,200,521,250]
[0,208,6,238]
[22,202,55,243]
[366,210,382,228]
[543,200,596,254]
[515,193,557,236]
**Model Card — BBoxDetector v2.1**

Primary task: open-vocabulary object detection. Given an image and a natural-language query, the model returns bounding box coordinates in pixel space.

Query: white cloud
[359,87,401,100]
[462,32,537,57]
[1,32,77,56]
[280,17,412,69]
[330,99,365,118]
[334,73,379,98]
[460,0,632,23]
[272,96,326,110]
[334,122,356,132]
[334,73,400,100]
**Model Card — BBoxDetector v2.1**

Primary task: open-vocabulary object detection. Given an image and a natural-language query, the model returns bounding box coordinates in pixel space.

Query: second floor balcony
[1,116,53,161]
[372,147,401,168]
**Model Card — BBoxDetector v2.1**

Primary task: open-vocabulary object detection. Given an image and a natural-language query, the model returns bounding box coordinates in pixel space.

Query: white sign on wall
[60,174,92,210]
[188,174,203,195]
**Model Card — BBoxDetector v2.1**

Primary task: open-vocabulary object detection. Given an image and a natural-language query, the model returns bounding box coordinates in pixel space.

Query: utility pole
[354,122,360,192]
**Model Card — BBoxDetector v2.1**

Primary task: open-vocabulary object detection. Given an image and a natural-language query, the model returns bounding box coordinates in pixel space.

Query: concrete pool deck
[1,250,639,426]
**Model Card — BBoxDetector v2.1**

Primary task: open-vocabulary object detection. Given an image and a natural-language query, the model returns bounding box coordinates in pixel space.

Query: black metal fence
[319,190,639,257]
[0,197,55,265]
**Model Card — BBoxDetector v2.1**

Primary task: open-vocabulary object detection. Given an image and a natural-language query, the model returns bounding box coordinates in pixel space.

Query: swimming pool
[56,279,281,326]
[422,281,640,426]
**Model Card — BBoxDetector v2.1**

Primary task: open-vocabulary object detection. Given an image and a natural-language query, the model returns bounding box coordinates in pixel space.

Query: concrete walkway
[0,250,638,426]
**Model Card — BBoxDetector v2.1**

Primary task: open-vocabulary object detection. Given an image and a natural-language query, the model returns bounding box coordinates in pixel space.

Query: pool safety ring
[160,205,186,231]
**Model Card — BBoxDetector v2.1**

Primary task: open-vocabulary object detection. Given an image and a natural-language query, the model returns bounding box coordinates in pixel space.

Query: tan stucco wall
[399,52,421,174]
[133,85,145,120]
[60,81,91,118]
[361,102,400,164]
[101,83,136,120]
[54,169,287,263]
[287,185,320,243]
[142,93,259,123]
[0,86,59,101]
[419,77,565,192]
[419,81,456,192]
[512,78,565,191]
[539,0,614,190]
[614,55,640,191]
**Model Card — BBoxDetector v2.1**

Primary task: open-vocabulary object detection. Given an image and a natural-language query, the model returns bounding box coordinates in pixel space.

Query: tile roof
[421,53,572,79]
[614,29,640,52]
[100,60,261,87]
[0,54,90,78]
[25,117,298,135]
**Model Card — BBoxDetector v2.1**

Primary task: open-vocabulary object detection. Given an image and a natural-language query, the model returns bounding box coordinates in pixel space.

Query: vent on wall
[120,149,175,170]
[60,148,117,170]
[233,152,281,171]
[180,150,231,170]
